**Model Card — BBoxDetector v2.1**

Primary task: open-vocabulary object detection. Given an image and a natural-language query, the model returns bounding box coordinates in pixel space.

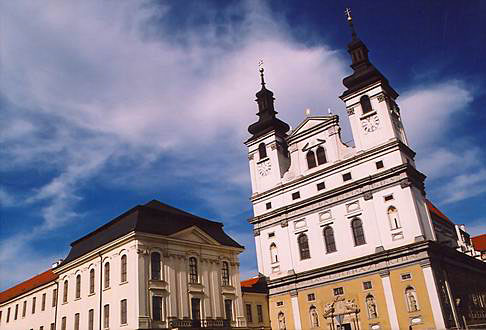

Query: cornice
[249,163,426,229]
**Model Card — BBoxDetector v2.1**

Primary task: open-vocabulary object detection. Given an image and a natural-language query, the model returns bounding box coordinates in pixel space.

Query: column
[178,256,189,318]
[202,259,211,318]
[421,262,446,329]
[167,255,178,318]
[379,270,400,329]
[137,246,150,327]
[290,290,302,330]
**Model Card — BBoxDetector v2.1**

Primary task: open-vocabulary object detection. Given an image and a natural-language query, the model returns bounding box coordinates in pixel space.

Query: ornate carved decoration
[253,228,261,237]
[346,107,355,115]
[280,219,288,228]
[363,191,373,200]
[270,142,277,151]
[400,178,412,189]
[377,94,385,102]
[248,153,254,160]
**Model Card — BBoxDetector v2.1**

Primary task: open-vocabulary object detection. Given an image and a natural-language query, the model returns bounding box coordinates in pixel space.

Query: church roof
[61,200,243,266]
[426,199,455,226]
[472,234,486,252]
[0,269,58,304]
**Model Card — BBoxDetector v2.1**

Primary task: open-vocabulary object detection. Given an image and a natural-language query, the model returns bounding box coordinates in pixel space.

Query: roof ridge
[143,200,223,226]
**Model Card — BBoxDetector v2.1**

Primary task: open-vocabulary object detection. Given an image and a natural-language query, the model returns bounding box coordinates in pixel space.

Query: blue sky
[1,0,485,290]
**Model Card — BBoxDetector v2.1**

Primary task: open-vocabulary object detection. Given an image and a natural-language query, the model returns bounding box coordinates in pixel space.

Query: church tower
[340,11,409,151]
[245,67,291,195]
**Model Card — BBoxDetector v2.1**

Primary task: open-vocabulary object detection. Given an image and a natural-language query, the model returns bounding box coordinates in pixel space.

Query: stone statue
[366,296,377,318]
[310,307,319,327]
[407,291,418,311]
[278,312,286,330]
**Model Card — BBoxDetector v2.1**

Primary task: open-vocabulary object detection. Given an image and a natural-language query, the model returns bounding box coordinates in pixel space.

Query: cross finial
[345,8,352,22]
[305,108,311,116]
[258,59,265,87]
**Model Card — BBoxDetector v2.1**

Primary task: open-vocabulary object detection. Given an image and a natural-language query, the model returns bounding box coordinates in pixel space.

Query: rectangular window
[63,281,68,303]
[104,263,110,289]
[266,202,272,210]
[363,281,373,290]
[120,299,127,325]
[384,194,394,202]
[245,304,253,323]
[61,316,66,330]
[7,307,10,322]
[121,255,127,283]
[317,182,326,191]
[276,301,284,307]
[42,293,46,311]
[333,287,344,296]
[268,232,275,238]
[74,313,80,330]
[88,309,94,330]
[401,273,412,281]
[14,304,18,320]
[375,160,384,169]
[89,269,95,294]
[257,304,263,323]
[22,300,26,317]
[342,172,352,182]
[103,304,109,329]
[307,293,315,301]
[32,297,36,314]
[152,296,162,321]
[292,191,300,200]
[224,299,233,321]
[52,289,57,307]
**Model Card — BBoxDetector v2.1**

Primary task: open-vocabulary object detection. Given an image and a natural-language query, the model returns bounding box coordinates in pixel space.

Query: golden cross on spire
[258,59,264,73]
[344,8,352,22]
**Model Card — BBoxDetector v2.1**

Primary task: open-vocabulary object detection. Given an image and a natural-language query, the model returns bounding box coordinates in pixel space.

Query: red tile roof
[472,234,486,251]
[426,199,455,226]
[241,277,260,288]
[241,276,268,294]
[0,269,58,304]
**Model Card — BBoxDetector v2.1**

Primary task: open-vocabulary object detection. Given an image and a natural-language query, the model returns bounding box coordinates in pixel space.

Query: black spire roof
[61,200,243,266]
[247,68,290,141]
[340,10,398,99]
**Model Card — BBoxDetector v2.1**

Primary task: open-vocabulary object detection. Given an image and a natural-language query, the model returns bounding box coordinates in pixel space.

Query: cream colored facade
[0,203,247,330]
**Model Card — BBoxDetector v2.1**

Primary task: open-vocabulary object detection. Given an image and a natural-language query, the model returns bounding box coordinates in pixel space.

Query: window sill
[74,297,81,301]
[103,286,111,291]
[88,292,95,297]
[120,322,128,327]
[119,281,128,286]
[360,110,377,120]
[257,157,269,164]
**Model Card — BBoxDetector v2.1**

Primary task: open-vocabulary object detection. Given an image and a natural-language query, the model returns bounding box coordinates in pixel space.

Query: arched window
[323,226,336,253]
[278,312,286,330]
[189,257,198,283]
[298,233,310,260]
[351,218,366,246]
[151,252,161,280]
[121,255,127,282]
[258,143,267,159]
[306,151,317,169]
[405,286,420,312]
[316,146,327,165]
[366,294,378,319]
[221,261,230,286]
[270,243,279,263]
[360,95,372,114]
[104,262,110,288]
[309,306,319,327]
[75,274,81,299]
[63,280,68,303]
[89,269,95,294]
[387,206,400,230]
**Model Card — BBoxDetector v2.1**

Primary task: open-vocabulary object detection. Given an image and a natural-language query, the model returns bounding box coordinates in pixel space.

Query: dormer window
[360,95,372,114]
[258,143,267,159]
[306,150,317,169]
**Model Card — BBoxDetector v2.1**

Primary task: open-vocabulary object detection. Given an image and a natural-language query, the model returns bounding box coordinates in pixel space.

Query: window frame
[120,299,128,325]
[151,252,161,280]
[121,254,128,283]
[63,280,68,303]
[351,218,366,246]
[298,233,311,260]
[258,143,267,160]
[323,226,337,253]
[316,146,327,165]
[306,150,317,169]
[104,262,110,289]
[189,257,198,284]
[75,274,81,299]
[89,268,95,294]
[103,304,110,329]
[221,261,230,286]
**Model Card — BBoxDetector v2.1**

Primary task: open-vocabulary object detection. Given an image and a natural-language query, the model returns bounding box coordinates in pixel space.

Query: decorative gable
[287,116,335,141]
[170,225,222,246]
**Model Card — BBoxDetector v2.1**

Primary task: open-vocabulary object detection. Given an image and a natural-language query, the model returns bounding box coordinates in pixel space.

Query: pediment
[170,226,221,246]
[288,116,334,139]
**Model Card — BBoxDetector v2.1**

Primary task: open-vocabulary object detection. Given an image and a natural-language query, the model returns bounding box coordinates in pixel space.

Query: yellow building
[242,276,271,330]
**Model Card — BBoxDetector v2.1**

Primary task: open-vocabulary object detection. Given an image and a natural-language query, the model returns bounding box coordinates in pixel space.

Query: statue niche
[366,294,377,319]
[278,311,286,330]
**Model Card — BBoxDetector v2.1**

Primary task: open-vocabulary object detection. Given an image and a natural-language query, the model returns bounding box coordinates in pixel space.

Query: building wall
[0,281,57,330]
[242,292,271,329]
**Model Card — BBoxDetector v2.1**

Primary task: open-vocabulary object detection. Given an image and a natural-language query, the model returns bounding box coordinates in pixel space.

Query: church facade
[245,13,486,330]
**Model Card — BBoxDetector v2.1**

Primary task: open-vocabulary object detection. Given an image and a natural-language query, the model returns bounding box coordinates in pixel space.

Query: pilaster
[379,270,400,329]
[420,261,446,329]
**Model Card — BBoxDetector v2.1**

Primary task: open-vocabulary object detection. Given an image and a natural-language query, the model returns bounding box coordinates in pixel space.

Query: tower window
[333,287,344,296]
[298,233,311,260]
[388,206,401,230]
[384,194,394,202]
[292,191,300,200]
[343,172,352,182]
[363,281,373,290]
[270,243,278,263]
[258,143,267,159]
[376,160,384,169]
[317,182,325,191]
[360,95,372,114]
[306,150,317,169]
[307,293,315,301]
[266,202,272,210]
[316,146,327,165]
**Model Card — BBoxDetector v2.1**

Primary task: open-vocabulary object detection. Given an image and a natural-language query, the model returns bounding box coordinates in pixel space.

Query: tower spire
[247,63,290,141]
[340,8,397,99]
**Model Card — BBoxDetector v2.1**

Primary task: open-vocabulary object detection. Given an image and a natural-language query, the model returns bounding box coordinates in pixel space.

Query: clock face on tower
[257,160,271,176]
[361,114,380,132]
